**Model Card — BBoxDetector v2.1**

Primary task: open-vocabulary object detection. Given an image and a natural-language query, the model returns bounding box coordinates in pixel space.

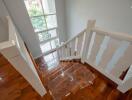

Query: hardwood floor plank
[0,53,131,100]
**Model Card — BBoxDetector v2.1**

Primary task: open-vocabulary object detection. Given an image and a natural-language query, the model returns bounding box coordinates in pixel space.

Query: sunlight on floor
[43,51,59,70]
[46,63,96,100]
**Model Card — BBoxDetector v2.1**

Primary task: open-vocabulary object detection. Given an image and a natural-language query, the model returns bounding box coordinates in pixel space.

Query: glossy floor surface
[46,63,96,100]
[0,53,132,100]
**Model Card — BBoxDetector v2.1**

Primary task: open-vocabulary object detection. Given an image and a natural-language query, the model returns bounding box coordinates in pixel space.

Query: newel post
[81,20,96,63]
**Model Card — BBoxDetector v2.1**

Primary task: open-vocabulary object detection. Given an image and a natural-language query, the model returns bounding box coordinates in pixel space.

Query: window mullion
[40,36,57,44]
[36,27,57,34]
[44,13,56,16]
[30,13,56,18]
[30,15,44,18]
[40,0,48,30]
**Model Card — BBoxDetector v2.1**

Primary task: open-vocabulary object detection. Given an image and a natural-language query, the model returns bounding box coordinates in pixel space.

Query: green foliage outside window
[31,17,46,32]
[28,4,43,17]
[26,2,46,32]
[25,0,58,41]
[38,32,51,42]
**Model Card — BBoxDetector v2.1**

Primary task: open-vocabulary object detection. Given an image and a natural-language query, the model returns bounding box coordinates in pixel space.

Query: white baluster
[112,43,132,78]
[98,38,120,68]
[88,33,105,65]
[77,33,84,56]
[81,20,96,63]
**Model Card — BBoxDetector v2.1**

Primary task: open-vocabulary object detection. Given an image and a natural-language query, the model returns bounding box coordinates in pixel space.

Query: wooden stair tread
[0,54,131,99]
[0,55,9,66]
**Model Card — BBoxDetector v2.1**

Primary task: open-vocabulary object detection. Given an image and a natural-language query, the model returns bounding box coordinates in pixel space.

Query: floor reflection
[36,52,96,100]
[35,55,127,100]
[43,51,59,71]
[46,63,96,100]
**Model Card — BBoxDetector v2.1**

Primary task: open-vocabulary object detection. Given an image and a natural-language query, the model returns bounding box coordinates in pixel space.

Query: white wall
[55,0,67,42]
[0,0,8,17]
[65,0,132,39]
[0,18,8,42]
[2,0,67,58]
[3,0,42,58]
[0,0,9,42]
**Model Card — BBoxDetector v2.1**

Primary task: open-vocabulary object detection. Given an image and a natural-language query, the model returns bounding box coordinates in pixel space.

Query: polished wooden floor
[0,53,131,100]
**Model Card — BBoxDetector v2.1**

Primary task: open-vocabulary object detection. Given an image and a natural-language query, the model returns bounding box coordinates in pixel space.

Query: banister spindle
[75,37,79,56]
[81,20,96,63]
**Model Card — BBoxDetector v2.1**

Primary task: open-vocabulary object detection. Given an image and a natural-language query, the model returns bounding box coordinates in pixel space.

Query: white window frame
[24,0,60,54]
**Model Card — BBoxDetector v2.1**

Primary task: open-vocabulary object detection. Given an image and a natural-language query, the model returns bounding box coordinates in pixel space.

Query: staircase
[0,17,132,99]
[43,20,132,94]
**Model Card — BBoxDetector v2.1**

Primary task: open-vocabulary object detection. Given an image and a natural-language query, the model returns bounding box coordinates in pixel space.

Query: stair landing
[36,56,132,100]
[46,63,96,100]
[0,53,131,100]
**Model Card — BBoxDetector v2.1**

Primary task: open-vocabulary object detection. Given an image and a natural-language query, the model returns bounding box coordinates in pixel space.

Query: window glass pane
[31,16,46,32]
[51,40,56,49]
[54,38,60,47]
[47,59,57,70]
[38,33,43,42]
[40,42,51,53]
[42,0,56,14]
[38,31,51,42]
[48,29,57,38]
[24,0,43,17]
[24,0,60,53]
[53,51,57,58]
[44,53,54,62]
[51,38,60,49]
[38,29,57,42]
[46,15,57,29]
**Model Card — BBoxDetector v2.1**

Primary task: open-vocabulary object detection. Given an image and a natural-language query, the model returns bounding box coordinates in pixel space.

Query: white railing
[43,29,86,60]
[0,16,46,96]
[57,29,86,60]
[118,65,132,93]
[45,20,132,93]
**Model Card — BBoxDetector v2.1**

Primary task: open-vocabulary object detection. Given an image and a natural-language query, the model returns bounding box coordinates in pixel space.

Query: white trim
[43,48,57,56]
[123,65,132,82]
[0,16,47,96]
[0,41,15,50]
[85,60,123,85]
[58,29,86,49]
[40,37,58,44]
[36,27,57,33]
[93,27,132,42]
[30,13,56,18]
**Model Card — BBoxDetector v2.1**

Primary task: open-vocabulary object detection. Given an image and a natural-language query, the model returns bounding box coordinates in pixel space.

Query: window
[24,0,59,53]
[40,38,59,53]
